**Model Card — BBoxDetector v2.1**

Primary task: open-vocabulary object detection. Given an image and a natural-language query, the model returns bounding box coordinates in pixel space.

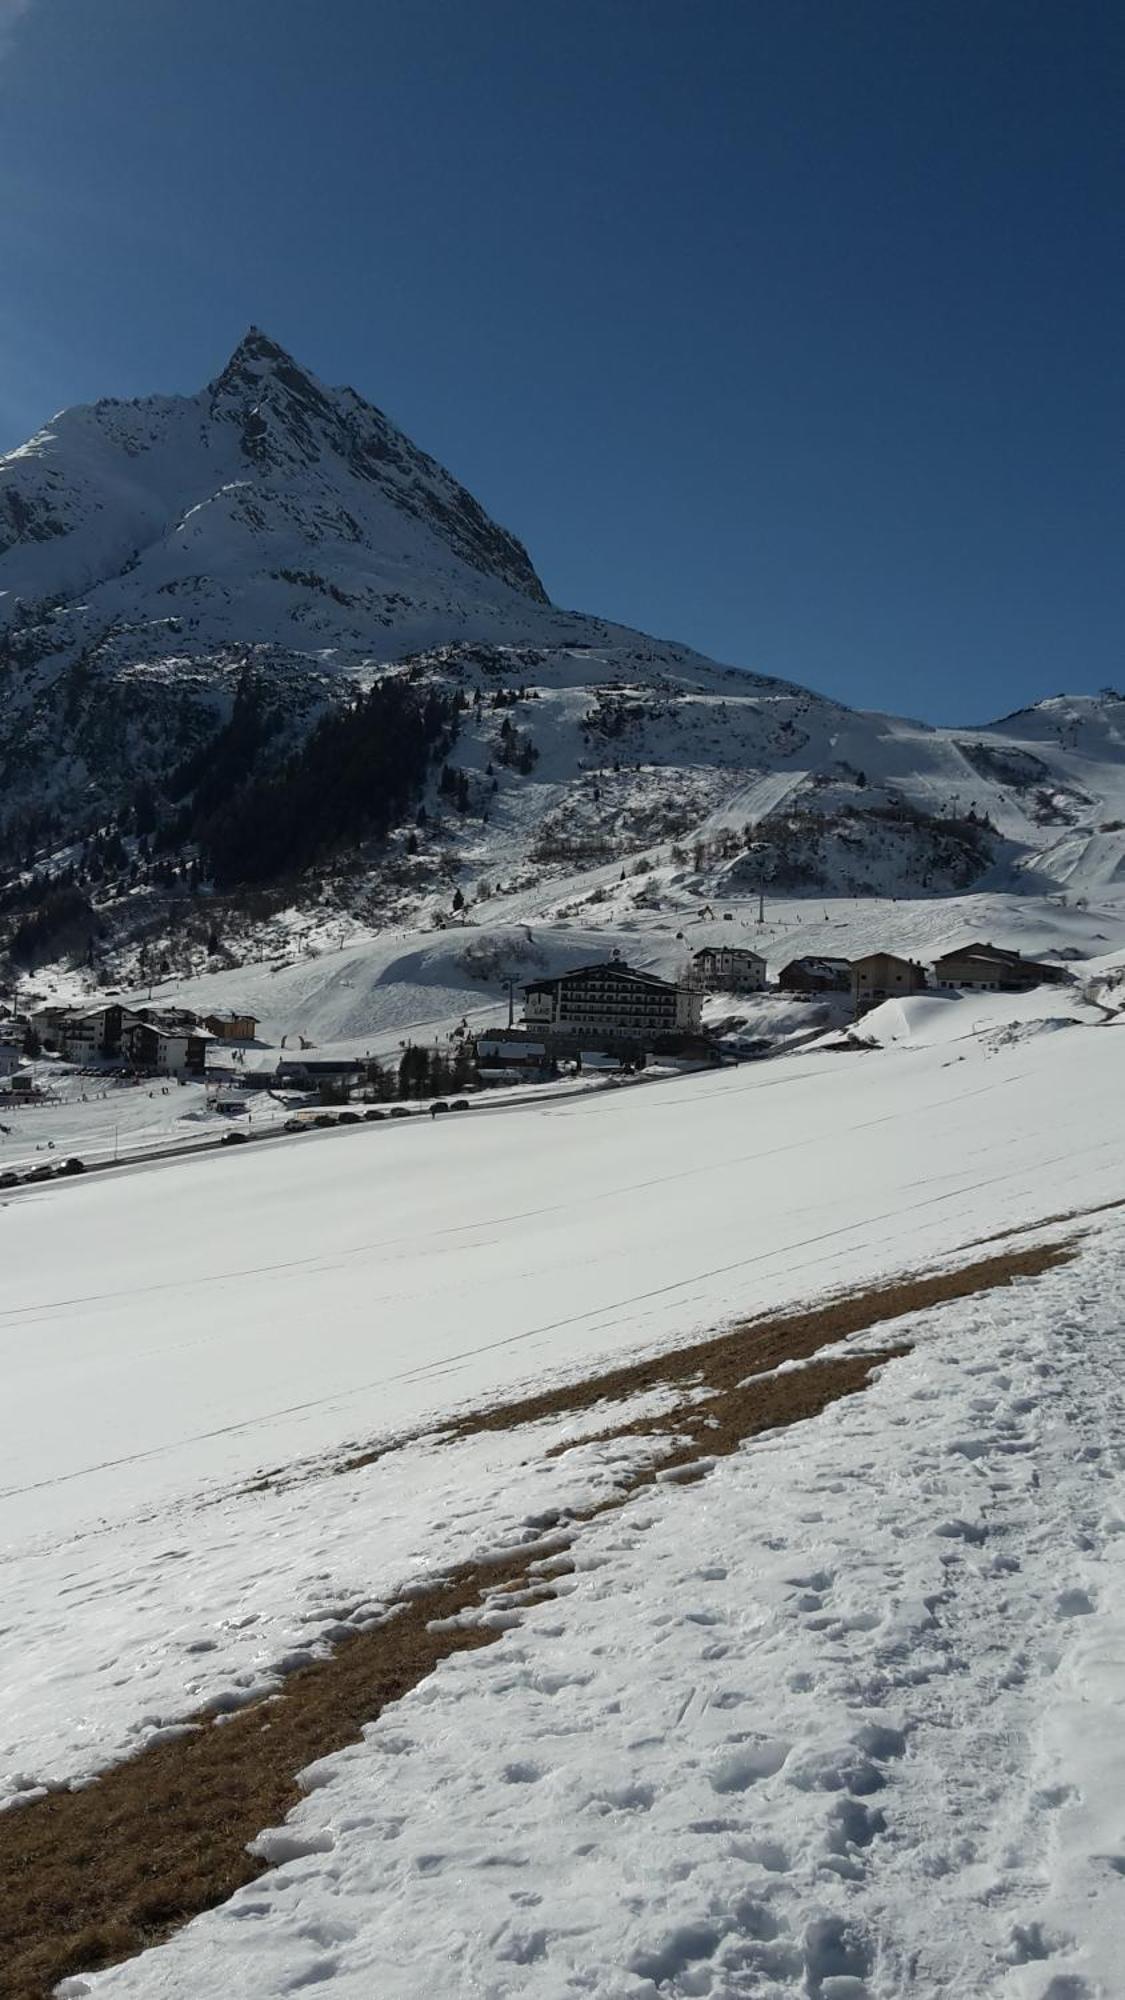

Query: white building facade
[120,1020,195,1076]
[523,961,702,1044]
[693,946,767,993]
[56,1007,125,1062]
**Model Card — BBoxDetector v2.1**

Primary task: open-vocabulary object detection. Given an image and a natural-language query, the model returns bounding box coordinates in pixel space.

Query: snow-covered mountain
[1,330,1124,971]
[0,326,549,630]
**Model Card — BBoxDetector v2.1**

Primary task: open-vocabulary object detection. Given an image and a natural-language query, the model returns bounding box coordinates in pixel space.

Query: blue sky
[1,0,1121,723]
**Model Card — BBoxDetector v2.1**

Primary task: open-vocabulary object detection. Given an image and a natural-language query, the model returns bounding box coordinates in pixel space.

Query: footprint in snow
[495,1927,549,1964]
[1004,1920,1075,1964]
[501,1760,545,1784]
[802,1914,872,1997]
[1054,1586,1096,1618]
[710,1739,790,1792]
[284,1959,339,1990]
[629,1920,721,1985]
[826,1796,886,1855]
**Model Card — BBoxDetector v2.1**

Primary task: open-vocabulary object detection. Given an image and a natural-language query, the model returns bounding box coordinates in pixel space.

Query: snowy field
[65,1220,1125,2000]
[2,976,1125,1995]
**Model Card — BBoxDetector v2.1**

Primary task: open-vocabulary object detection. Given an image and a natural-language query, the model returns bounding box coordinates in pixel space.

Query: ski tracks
[79,1217,1125,1999]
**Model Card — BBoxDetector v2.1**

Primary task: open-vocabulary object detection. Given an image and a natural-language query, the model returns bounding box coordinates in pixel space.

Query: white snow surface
[63,1222,1125,2000]
[2,989,1125,1996]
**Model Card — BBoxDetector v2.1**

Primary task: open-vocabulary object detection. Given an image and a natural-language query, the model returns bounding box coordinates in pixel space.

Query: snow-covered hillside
[3,330,1124,982]
[2,990,1123,1997]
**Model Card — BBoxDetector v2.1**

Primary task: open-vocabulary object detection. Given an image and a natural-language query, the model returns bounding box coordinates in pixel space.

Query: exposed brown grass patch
[0,1551,542,2000]
[0,1236,1077,1998]
[437,1237,1075,1454]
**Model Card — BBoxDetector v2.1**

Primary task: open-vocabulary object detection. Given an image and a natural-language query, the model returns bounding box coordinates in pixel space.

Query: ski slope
[74,1223,1125,2000]
[2,991,1123,1997]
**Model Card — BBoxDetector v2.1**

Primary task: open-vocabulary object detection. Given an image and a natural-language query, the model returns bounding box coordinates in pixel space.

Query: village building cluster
[8,1001,261,1083]
[0,937,1071,1103]
[490,937,1070,1075]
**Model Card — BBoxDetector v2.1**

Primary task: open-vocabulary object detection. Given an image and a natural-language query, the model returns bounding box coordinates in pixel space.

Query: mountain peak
[209,326,315,404]
[198,331,548,602]
[0,328,551,628]
[229,325,292,367]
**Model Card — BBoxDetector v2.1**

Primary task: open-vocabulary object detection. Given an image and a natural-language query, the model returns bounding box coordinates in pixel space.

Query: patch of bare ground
[0,1238,1076,1998]
[436,1237,1075,1455]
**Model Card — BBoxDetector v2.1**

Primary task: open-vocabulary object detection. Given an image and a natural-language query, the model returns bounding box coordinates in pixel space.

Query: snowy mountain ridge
[0,327,548,622]
[1,331,1124,972]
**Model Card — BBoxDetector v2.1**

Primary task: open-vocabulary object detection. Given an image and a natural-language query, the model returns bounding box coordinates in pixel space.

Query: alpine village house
[692,945,767,993]
[849,953,928,1014]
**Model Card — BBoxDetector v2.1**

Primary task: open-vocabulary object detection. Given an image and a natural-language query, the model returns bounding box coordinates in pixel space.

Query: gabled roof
[524,960,676,994]
[933,941,1021,965]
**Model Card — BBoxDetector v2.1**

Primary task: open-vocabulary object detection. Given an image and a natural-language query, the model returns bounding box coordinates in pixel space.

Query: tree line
[163,674,459,889]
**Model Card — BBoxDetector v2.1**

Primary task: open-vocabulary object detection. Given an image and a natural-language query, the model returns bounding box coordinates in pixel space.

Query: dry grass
[437,1237,1075,1456]
[0,1237,1076,1998]
[0,1552,539,1999]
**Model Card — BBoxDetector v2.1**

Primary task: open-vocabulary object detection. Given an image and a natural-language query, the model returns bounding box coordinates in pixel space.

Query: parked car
[312,1113,337,1128]
[390,1106,412,1119]
[431,1100,451,1116]
[283,1117,307,1132]
[337,1110,361,1125]
[0,1169,19,1189]
[221,1129,250,1145]
[58,1157,87,1176]
[363,1108,386,1122]
[451,1099,470,1112]
[25,1162,57,1181]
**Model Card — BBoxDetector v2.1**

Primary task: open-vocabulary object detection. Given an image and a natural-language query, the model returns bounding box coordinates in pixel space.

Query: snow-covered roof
[850,950,922,970]
[934,941,1023,964]
[693,944,766,960]
[525,961,677,993]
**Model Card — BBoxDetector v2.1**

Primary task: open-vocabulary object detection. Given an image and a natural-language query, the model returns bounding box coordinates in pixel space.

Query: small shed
[204,1011,259,1042]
